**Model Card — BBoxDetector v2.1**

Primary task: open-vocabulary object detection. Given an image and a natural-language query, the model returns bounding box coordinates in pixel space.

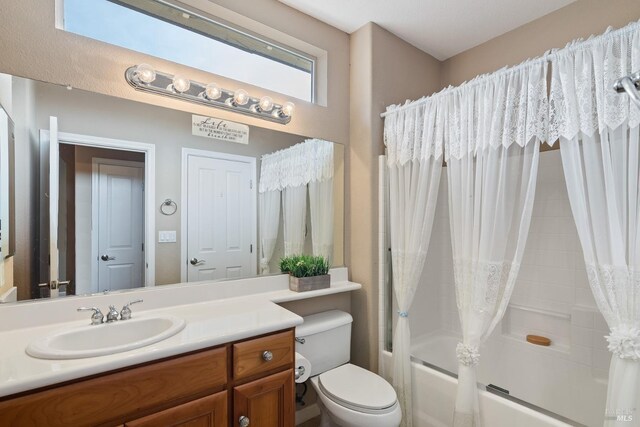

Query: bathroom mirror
[0,72,344,303]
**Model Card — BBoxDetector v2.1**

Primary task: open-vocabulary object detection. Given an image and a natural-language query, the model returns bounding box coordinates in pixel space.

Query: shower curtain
[282,185,307,256]
[258,190,280,274]
[446,62,546,426]
[308,140,335,263]
[384,100,444,427]
[259,151,284,272]
[549,25,640,426]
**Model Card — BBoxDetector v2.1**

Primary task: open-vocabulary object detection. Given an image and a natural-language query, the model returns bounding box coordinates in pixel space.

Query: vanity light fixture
[125,64,294,124]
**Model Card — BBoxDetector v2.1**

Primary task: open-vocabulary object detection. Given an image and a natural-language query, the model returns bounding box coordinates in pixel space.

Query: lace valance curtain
[259,138,334,193]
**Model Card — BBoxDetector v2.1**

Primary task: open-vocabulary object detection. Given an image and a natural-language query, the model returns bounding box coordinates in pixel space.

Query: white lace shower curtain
[549,23,640,426]
[259,190,280,274]
[309,179,334,262]
[384,99,445,427]
[446,62,546,426]
[260,139,335,260]
[308,140,335,263]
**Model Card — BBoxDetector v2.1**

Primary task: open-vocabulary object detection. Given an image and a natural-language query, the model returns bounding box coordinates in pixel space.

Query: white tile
[571,326,593,347]
[571,308,594,328]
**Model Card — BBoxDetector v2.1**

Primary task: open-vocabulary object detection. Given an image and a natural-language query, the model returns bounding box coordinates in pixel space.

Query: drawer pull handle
[262,350,273,362]
[239,415,250,427]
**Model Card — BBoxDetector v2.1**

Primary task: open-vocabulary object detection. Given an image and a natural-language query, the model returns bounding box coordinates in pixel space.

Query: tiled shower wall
[409,149,610,378]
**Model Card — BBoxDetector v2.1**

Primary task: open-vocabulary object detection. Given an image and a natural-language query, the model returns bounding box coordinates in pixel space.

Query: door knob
[239,416,250,427]
[262,350,273,361]
[101,254,115,261]
[190,257,205,266]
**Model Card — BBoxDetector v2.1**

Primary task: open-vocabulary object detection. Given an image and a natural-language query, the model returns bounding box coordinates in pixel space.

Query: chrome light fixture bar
[125,64,295,124]
[614,70,640,108]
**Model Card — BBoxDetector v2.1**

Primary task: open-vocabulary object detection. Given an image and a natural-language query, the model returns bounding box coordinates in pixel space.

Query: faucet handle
[106,305,120,322]
[120,299,143,320]
[77,307,104,325]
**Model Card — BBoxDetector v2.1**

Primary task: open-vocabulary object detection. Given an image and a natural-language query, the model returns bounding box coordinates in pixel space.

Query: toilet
[295,310,402,427]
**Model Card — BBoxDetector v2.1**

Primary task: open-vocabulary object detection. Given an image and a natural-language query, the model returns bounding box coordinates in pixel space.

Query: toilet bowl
[295,310,402,427]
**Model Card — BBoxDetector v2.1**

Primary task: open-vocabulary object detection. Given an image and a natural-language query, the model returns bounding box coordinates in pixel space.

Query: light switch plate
[158,230,177,243]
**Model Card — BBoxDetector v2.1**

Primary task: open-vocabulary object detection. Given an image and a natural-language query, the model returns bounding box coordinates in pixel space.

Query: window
[62,0,315,102]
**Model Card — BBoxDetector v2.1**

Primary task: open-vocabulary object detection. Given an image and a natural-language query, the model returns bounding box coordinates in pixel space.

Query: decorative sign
[192,115,249,144]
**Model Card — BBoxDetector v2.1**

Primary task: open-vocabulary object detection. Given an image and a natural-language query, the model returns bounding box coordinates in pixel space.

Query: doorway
[40,119,156,296]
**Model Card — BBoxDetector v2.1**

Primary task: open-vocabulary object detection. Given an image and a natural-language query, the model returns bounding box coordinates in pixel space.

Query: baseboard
[296,403,320,425]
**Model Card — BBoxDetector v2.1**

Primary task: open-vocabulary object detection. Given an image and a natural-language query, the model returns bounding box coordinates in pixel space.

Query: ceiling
[278,0,576,60]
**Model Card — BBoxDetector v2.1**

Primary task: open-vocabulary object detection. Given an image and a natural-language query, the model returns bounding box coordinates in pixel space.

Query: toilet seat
[318,363,398,415]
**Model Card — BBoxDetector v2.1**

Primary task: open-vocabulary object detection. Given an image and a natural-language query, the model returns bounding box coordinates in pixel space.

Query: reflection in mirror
[0,72,344,303]
[259,139,337,274]
[0,105,16,302]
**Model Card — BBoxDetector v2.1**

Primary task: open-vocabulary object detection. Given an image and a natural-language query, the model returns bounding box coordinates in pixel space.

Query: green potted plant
[280,254,330,292]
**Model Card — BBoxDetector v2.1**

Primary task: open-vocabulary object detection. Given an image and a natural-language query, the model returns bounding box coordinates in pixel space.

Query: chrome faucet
[77,307,104,325]
[120,299,143,320]
[106,305,120,323]
[77,299,144,325]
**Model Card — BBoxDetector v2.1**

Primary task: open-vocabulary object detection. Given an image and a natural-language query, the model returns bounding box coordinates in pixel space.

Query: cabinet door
[125,391,227,427]
[233,370,294,427]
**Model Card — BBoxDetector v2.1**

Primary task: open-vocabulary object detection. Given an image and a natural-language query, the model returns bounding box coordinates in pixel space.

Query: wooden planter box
[289,274,330,292]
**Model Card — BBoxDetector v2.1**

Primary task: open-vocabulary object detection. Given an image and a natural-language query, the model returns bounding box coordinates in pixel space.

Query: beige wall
[0,0,350,145]
[10,78,38,300]
[348,23,441,370]
[441,0,640,87]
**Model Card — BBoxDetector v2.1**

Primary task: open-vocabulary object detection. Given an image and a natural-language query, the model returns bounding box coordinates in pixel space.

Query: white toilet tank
[295,310,353,377]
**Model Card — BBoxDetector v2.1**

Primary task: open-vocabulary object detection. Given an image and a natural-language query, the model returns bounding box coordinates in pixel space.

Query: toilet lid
[318,364,397,413]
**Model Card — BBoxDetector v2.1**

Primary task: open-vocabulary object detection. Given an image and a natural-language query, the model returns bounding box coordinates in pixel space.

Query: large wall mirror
[0,72,344,303]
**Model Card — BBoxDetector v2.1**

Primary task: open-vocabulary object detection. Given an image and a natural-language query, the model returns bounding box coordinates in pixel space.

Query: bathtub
[381,331,608,427]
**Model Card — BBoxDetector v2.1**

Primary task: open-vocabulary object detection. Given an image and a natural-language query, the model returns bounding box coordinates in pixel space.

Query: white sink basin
[26,315,186,360]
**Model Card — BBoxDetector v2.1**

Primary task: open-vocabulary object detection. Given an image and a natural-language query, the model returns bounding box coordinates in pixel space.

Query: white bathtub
[381,331,608,426]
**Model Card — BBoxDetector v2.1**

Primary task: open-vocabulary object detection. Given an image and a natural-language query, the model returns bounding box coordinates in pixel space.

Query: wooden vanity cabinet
[231,330,295,427]
[0,328,295,427]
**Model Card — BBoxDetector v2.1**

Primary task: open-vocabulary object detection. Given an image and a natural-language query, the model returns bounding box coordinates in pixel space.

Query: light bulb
[281,101,295,117]
[233,89,249,106]
[134,63,156,84]
[204,83,222,100]
[172,74,191,93]
[258,96,274,112]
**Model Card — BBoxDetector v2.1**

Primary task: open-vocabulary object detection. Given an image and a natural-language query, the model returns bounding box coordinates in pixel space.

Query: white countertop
[0,268,360,397]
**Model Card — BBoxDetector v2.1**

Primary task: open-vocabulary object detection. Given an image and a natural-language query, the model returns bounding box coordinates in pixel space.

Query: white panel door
[97,163,144,292]
[187,155,253,281]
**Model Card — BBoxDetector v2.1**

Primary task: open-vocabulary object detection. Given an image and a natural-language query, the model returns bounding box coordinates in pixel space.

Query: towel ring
[160,199,178,216]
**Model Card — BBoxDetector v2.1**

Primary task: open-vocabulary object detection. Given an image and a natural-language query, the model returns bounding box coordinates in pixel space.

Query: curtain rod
[380,19,640,119]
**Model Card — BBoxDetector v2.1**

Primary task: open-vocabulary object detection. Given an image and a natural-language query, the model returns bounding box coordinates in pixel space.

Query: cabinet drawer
[233,330,293,381]
[0,347,227,427]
